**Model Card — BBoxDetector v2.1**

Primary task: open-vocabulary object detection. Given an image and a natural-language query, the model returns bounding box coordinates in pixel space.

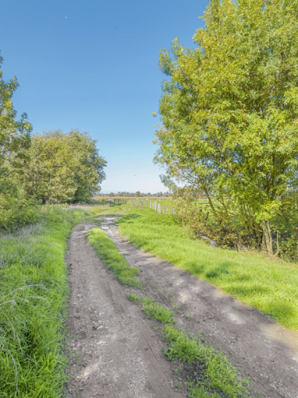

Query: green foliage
[0,54,35,232]
[155,0,298,254]
[162,325,250,397]
[0,194,40,231]
[0,55,32,174]
[142,297,174,324]
[127,293,141,302]
[271,193,298,261]
[0,206,88,397]
[118,207,298,331]
[0,55,106,230]
[129,294,174,324]
[174,194,264,250]
[22,130,106,204]
[88,227,140,287]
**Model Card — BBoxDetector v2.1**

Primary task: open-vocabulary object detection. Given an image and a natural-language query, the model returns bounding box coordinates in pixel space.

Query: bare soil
[66,216,298,398]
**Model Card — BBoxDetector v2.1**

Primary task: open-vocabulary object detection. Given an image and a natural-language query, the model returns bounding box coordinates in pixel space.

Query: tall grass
[117,206,298,331]
[0,206,89,397]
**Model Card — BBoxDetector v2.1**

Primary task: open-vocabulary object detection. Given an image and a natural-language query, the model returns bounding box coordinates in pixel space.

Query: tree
[23,130,106,203]
[155,0,298,254]
[0,54,32,193]
[0,54,34,230]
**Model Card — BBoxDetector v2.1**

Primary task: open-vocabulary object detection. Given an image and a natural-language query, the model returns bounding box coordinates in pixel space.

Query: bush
[0,193,41,231]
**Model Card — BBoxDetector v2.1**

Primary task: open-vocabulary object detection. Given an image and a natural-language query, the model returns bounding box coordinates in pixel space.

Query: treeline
[0,56,106,230]
[155,0,298,261]
[99,191,171,197]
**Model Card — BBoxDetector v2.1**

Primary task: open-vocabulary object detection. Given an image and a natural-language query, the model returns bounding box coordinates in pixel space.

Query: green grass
[129,293,250,397]
[117,206,298,331]
[163,325,250,398]
[89,204,129,216]
[0,205,89,397]
[128,294,174,323]
[87,227,140,287]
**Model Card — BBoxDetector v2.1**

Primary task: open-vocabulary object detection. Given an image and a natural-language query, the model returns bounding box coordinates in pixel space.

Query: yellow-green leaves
[23,130,106,204]
[155,0,298,254]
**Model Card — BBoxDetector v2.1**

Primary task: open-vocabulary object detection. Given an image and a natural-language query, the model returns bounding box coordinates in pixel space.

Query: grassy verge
[0,205,89,397]
[87,227,140,287]
[128,293,250,398]
[116,206,298,331]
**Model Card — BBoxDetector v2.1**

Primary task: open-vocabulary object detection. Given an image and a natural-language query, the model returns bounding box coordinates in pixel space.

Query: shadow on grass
[205,262,231,279]
[183,261,233,279]
[184,261,206,275]
[233,274,252,282]
[260,301,297,324]
[227,284,269,297]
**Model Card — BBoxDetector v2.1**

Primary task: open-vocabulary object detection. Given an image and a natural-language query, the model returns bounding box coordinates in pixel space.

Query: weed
[151,324,159,331]
[185,312,194,319]
[127,293,141,302]
[142,297,174,324]
[170,297,181,310]
[128,293,174,324]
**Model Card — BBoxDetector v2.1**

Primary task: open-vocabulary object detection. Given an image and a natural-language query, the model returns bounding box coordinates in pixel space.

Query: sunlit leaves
[23,130,107,203]
[155,0,298,253]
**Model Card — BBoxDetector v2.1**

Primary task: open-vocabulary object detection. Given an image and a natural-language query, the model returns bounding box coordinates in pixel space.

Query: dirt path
[66,217,298,398]
[66,222,186,398]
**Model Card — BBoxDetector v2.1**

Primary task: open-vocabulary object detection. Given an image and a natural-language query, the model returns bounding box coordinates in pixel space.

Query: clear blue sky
[1,0,208,193]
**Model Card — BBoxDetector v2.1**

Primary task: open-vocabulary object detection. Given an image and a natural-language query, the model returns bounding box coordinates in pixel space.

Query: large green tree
[155,0,298,254]
[23,130,106,203]
[0,55,32,193]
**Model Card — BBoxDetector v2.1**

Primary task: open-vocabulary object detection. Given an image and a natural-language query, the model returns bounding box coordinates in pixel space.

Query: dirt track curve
[66,216,298,398]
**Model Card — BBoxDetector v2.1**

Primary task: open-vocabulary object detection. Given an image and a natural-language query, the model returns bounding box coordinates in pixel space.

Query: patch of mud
[66,221,186,398]
[100,216,298,398]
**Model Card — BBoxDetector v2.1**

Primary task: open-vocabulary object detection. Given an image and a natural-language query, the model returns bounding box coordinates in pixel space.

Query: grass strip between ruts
[0,206,89,398]
[87,227,140,287]
[127,293,250,398]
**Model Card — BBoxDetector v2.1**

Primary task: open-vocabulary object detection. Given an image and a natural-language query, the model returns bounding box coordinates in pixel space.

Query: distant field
[93,195,173,200]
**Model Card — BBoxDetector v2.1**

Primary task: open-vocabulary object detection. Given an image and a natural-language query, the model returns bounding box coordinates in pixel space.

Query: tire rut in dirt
[66,222,185,398]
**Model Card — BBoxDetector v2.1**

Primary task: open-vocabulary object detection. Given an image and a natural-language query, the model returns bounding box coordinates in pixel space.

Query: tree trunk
[261,220,273,256]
